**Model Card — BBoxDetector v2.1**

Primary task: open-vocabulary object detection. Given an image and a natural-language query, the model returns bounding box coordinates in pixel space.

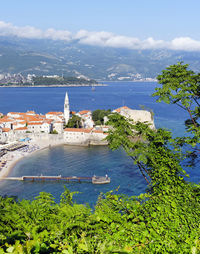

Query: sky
[1,0,200,51]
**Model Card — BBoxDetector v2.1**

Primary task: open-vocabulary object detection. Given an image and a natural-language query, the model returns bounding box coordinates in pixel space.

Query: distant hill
[0,36,200,81]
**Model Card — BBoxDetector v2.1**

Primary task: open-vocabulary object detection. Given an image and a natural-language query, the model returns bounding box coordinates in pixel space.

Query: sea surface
[0,82,199,206]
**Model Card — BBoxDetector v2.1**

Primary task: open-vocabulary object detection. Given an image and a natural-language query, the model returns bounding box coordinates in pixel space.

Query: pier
[2,175,111,184]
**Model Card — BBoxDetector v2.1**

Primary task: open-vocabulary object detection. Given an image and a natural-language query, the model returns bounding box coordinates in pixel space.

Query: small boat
[92,175,110,184]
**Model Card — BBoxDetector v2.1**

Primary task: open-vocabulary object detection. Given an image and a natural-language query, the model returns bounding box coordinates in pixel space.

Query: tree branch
[187,108,197,128]
[130,156,150,184]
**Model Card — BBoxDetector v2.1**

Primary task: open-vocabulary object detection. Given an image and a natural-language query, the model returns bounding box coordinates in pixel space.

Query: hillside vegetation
[1,63,200,253]
[1,36,200,80]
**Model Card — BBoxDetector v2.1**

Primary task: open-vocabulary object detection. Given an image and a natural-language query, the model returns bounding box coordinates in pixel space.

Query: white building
[64,128,91,144]
[45,112,64,122]
[112,106,155,129]
[64,127,108,145]
[52,121,63,134]
[76,110,94,128]
[0,117,13,129]
[64,92,70,124]
[27,122,52,134]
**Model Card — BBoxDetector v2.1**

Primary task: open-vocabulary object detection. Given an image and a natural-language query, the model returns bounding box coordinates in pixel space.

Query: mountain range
[0,36,200,81]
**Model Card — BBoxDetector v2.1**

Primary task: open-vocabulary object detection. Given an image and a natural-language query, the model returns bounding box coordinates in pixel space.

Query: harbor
[2,175,111,184]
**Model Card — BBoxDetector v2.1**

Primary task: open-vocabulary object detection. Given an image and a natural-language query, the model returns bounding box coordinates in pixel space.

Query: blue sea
[0,82,198,206]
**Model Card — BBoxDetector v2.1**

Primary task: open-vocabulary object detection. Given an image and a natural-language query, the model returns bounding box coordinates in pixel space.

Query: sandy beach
[0,139,65,179]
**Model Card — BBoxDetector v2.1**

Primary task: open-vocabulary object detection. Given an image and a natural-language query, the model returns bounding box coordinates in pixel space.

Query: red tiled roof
[114,106,130,113]
[64,128,91,133]
[24,116,43,122]
[7,112,20,114]
[26,111,35,114]
[46,112,63,115]
[2,128,11,132]
[15,117,25,121]
[92,130,104,133]
[77,110,91,115]
[92,130,108,135]
[0,117,13,122]
[15,127,28,131]
[18,121,26,124]
[28,122,43,126]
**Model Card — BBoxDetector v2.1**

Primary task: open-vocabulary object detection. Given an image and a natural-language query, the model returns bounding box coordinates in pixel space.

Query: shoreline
[0,84,107,88]
[0,140,63,179]
[0,140,108,179]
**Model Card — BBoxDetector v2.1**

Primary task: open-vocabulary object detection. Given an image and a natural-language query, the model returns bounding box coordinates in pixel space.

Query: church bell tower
[64,92,70,124]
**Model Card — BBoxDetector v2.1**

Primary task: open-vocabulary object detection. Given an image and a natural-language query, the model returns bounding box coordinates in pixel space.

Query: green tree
[2,63,200,253]
[50,129,58,134]
[153,61,200,165]
[66,115,82,128]
[92,109,111,125]
[105,63,200,252]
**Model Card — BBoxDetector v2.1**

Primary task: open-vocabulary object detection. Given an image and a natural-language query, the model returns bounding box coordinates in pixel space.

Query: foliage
[1,62,200,253]
[1,185,200,253]
[32,76,97,86]
[66,115,82,128]
[92,109,111,125]
[106,113,185,187]
[153,61,200,165]
[50,129,58,134]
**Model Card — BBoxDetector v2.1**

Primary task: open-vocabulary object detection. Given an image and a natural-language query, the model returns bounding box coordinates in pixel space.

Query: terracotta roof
[92,130,104,133]
[24,116,43,122]
[18,121,26,124]
[77,110,91,115]
[0,117,13,123]
[7,112,20,115]
[15,117,25,121]
[64,128,92,133]
[26,111,35,114]
[46,112,63,115]
[28,122,43,126]
[92,130,108,135]
[15,127,28,131]
[114,106,130,113]
[2,128,11,132]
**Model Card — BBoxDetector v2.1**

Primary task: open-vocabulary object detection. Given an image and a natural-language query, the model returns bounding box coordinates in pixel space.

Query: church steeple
[64,92,70,124]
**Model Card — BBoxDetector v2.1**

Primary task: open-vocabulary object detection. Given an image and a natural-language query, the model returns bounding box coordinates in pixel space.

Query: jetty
[2,175,111,184]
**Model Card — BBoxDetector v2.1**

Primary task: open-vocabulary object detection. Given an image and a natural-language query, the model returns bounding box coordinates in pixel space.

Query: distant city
[0,73,157,86]
[0,74,98,86]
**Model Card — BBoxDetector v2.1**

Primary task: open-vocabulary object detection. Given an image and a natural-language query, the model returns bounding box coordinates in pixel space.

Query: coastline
[0,84,107,88]
[0,139,65,179]
[0,138,108,179]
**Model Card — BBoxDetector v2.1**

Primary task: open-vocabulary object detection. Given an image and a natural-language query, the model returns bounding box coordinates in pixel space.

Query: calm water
[0,82,198,206]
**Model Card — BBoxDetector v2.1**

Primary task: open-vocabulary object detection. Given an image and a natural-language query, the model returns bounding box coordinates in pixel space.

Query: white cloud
[0,21,43,39]
[0,20,200,51]
[0,21,72,41]
[170,37,200,51]
[44,28,72,41]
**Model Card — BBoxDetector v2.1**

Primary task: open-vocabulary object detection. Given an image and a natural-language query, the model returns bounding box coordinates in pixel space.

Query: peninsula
[0,92,155,179]
[0,74,105,87]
